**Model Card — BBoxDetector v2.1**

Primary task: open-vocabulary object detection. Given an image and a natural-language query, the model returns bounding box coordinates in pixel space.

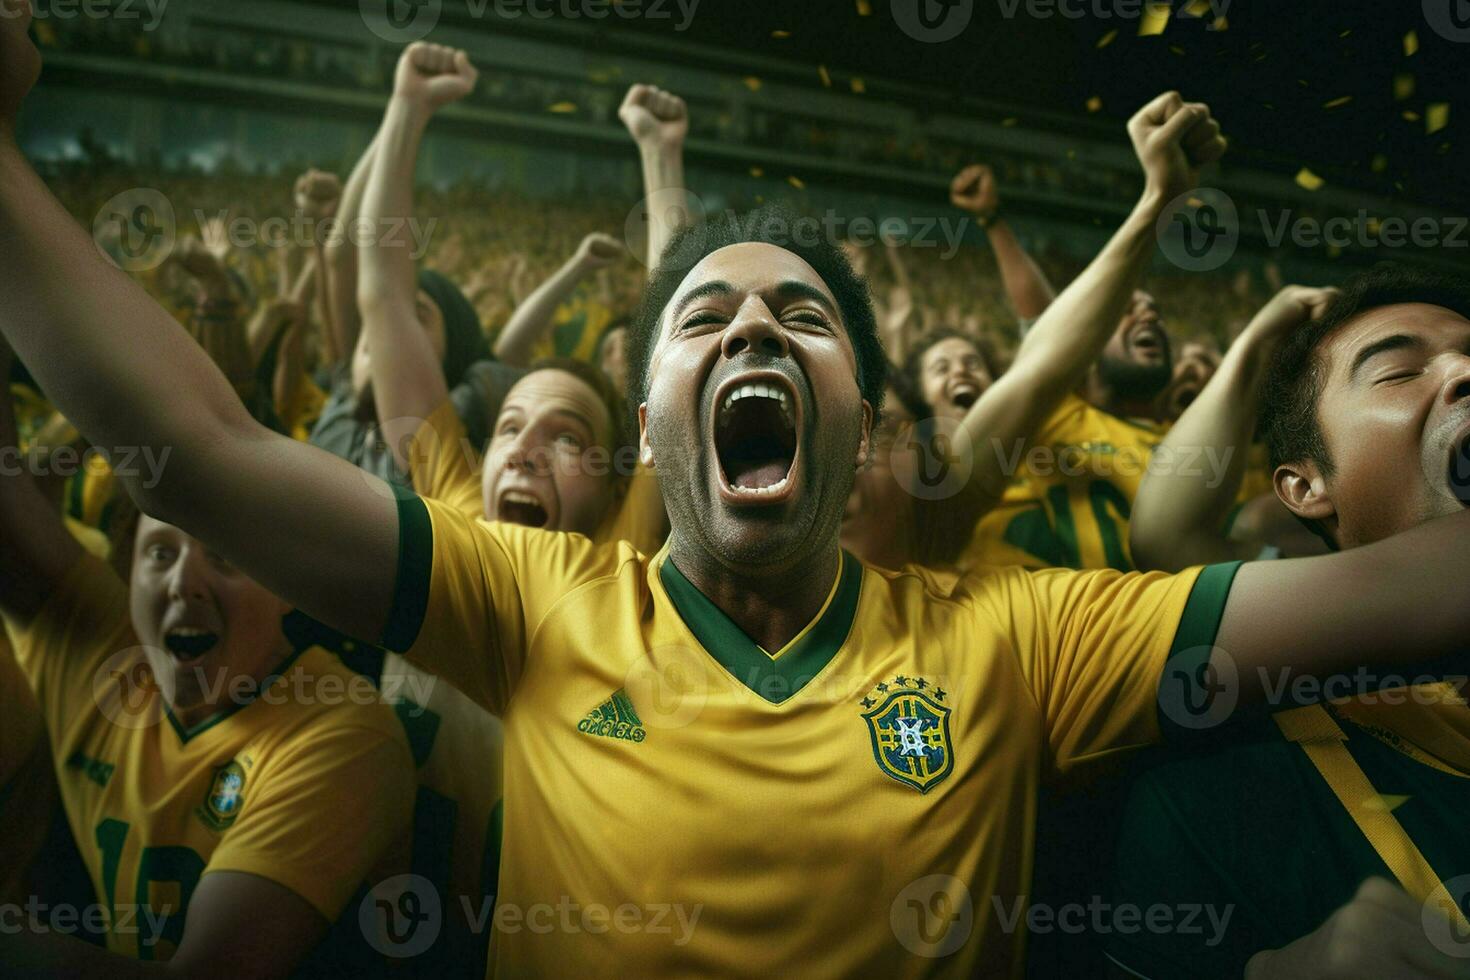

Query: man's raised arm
[957,91,1226,505]
[1130,286,1337,571]
[620,83,689,276]
[0,5,398,642]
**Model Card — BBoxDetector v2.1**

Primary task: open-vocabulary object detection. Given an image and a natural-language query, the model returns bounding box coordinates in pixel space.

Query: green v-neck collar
[164,646,308,745]
[658,551,863,704]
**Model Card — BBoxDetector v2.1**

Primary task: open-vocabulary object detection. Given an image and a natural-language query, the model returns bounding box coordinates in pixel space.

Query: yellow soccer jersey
[957,478,1055,572]
[1022,393,1168,571]
[384,489,1238,978]
[409,399,667,554]
[4,556,415,961]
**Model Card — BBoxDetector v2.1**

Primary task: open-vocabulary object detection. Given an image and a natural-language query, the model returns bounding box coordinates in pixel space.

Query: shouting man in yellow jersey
[6,18,1470,978]
[0,336,414,974]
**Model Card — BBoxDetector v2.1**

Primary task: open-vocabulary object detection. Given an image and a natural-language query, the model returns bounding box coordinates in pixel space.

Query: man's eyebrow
[1349,334,1423,379]
[670,280,736,322]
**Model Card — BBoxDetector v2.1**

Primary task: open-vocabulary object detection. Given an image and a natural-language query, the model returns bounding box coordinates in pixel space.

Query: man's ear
[637,403,654,468]
[855,399,874,468]
[1274,459,1336,524]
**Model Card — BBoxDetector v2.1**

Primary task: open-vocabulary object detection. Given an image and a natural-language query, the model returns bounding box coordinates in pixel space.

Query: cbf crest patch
[861,676,953,794]
[198,760,247,831]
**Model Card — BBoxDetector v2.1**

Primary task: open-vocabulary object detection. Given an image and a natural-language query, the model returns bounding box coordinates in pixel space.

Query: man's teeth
[168,627,211,637]
[502,490,541,506]
[721,382,790,415]
[728,474,791,496]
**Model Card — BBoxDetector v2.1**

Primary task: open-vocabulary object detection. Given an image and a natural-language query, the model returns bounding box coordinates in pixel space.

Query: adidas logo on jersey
[578,689,647,743]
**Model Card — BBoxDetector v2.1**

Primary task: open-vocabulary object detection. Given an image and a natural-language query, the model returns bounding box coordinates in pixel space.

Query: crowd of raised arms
[4,8,1470,980]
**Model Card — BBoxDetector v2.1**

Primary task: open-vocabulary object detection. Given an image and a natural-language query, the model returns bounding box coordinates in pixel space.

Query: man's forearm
[958,188,1165,500]
[323,135,380,362]
[985,220,1056,320]
[0,142,253,510]
[1131,329,1271,571]
[358,96,449,462]
[639,142,687,274]
[493,254,591,366]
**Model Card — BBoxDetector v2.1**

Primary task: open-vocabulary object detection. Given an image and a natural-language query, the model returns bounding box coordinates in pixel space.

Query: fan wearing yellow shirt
[10,29,1470,979]
[0,346,414,975]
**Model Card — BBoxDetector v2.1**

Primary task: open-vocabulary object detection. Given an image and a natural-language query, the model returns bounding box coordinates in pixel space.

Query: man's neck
[1084,378,1160,424]
[667,536,842,653]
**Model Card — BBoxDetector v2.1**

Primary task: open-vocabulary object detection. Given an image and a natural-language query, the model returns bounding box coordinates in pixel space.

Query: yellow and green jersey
[4,556,415,962]
[957,478,1055,572]
[410,399,667,555]
[383,489,1238,977]
[1017,394,1168,571]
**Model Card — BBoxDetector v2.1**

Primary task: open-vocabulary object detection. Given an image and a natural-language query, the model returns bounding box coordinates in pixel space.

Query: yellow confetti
[1404,30,1418,56]
[1139,2,1170,36]
[856,0,871,14]
[818,64,831,88]
[771,29,790,38]
[1097,29,1117,48]
[1339,29,1351,38]
[1326,244,1342,259]
[1403,110,1422,122]
[1323,96,1352,109]
[850,77,866,94]
[742,76,762,92]
[787,176,806,190]
[749,166,765,178]
[1428,102,1450,134]
[1001,117,1019,127]
[547,102,577,113]
[1169,44,1185,55]
[1181,0,1210,15]
[1295,167,1325,191]
[1394,74,1415,100]
[1086,96,1102,112]
[1297,79,1310,88]
[1371,153,1387,173]
[1209,15,1227,31]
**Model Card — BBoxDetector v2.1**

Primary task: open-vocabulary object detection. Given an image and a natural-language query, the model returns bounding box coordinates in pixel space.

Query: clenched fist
[619,84,688,149]
[0,0,41,138]
[574,232,626,271]
[1128,91,1227,202]
[294,169,342,220]
[394,42,479,112]
[1244,285,1339,342]
[949,164,1000,220]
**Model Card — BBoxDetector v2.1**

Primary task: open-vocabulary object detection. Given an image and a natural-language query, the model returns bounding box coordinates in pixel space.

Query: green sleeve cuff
[381,483,432,653]
[1157,561,1243,741]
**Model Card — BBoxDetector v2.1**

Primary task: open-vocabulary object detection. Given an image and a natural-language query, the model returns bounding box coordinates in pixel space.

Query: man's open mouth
[950,383,980,410]
[164,626,219,661]
[1132,329,1165,356]
[1449,436,1470,507]
[499,489,550,528]
[715,377,799,498]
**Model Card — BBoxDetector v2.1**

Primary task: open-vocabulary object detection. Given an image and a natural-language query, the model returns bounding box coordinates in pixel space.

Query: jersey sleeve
[380,489,631,715]
[204,721,415,922]
[2,554,133,747]
[408,398,483,521]
[988,562,1241,773]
